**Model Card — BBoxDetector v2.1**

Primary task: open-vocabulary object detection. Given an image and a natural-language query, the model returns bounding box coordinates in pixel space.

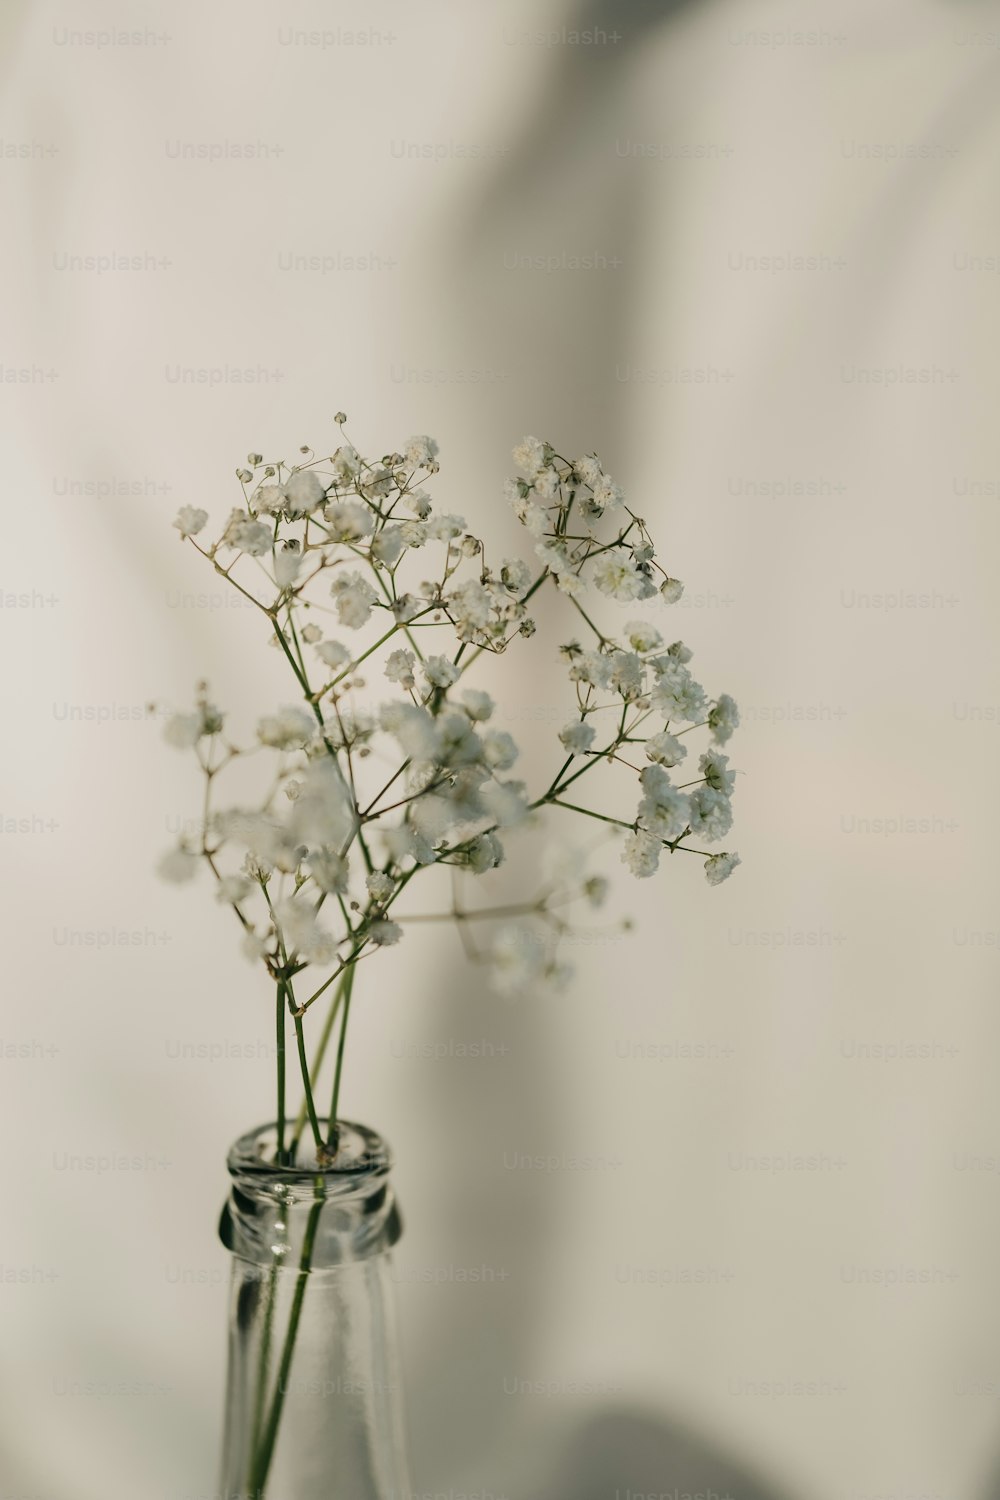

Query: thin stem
[288,977,348,1157]
[275,982,287,1163]
[326,963,356,1152]
[292,1010,323,1154]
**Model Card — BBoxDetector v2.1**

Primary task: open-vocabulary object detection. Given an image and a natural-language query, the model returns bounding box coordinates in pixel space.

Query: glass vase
[217,1119,411,1500]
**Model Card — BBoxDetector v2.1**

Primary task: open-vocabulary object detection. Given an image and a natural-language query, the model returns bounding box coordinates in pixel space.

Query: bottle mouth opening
[227,1119,392,1189]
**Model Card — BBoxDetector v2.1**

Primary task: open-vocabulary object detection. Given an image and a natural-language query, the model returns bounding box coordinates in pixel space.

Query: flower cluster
[159,420,740,1155]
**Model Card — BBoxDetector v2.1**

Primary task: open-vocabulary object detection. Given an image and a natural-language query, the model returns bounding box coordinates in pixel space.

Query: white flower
[593,476,624,513]
[644,730,687,769]
[499,558,531,596]
[512,435,547,479]
[481,730,518,771]
[222,511,272,556]
[241,930,269,962]
[621,831,661,879]
[251,483,285,516]
[467,831,504,873]
[216,874,252,905]
[660,577,684,605]
[324,501,374,542]
[380,702,441,763]
[158,847,200,883]
[447,579,492,633]
[559,720,596,755]
[307,848,349,895]
[637,764,690,843]
[316,639,350,670]
[625,620,663,653]
[173,506,208,538]
[301,623,322,644]
[437,712,484,767]
[709,694,740,745]
[288,759,357,849]
[242,851,272,882]
[569,649,613,689]
[381,820,437,867]
[555,571,585,597]
[284,470,328,517]
[385,648,416,690]
[164,712,202,749]
[532,466,561,500]
[649,661,706,723]
[369,920,403,946]
[366,871,394,903]
[422,655,460,690]
[371,525,404,567]
[460,689,494,722]
[575,454,603,487]
[404,487,433,519]
[425,513,466,541]
[404,435,439,468]
[665,640,692,664]
[608,650,644,699]
[536,540,570,574]
[273,545,302,589]
[330,445,361,485]
[480,778,530,827]
[687,786,733,843]
[592,554,647,602]
[257,705,315,750]
[700,748,735,795]
[274,897,338,963]
[330,571,378,629]
[704,851,741,886]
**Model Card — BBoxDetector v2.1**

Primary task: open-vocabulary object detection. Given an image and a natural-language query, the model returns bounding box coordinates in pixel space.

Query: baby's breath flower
[649,661,706,723]
[222,511,272,557]
[512,435,548,479]
[324,501,374,542]
[621,830,661,878]
[385,648,416,690]
[404,435,439,469]
[257,706,315,751]
[645,730,687,769]
[284,470,328,517]
[687,786,733,844]
[660,577,684,605]
[330,571,378,629]
[369,920,403,946]
[625,621,663,652]
[422,655,460,690]
[467,831,504,873]
[460,689,494,722]
[481,730,518,771]
[592,554,649,603]
[636,765,690,843]
[704,851,741,886]
[559,720,596,756]
[371,526,404,567]
[216,875,253,905]
[700,749,735,795]
[301,623,322,644]
[307,849,349,895]
[709,694,740,745]
[316,639,350,670]
[366,871,394,903]
[173,506,208,539]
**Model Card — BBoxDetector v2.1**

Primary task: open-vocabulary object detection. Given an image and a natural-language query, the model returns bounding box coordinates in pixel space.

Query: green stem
[287,977,348,1157]
[247,1187,325,1498]
[292,1010,323,1155]
[275,983,286,1164]
[326,963,356,1152]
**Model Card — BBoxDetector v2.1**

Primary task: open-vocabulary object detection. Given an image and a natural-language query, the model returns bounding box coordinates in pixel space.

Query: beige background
[3,0,1000,1496]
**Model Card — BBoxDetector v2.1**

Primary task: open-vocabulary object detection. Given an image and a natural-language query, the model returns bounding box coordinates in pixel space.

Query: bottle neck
[218,1121,410,1500]
[219,1120,403,1268]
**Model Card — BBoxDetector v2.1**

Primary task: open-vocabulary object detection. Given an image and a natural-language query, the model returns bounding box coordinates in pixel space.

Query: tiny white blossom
[173,506,208,539]
[366,871,394,903]
[380,702,441,763]
[371,525,404,567]
[330,571,378,630]
[369,920,403,946]
[704,851,741,886]
[660,577,684,605]
[273,545,302,589]
[257,705,315,751]
[489,924,546,995]
[575,454,603,487]
[164,712,203,749]
[593,476,624,513]
[555,571,585,598]
[274,898,338,963]
[645,730,687,769]
[637,765,690,843]
[592,554,647,603]
[709,694,740,745]
[308,849,349,895]
[479,778,530,827]
[499,558,531,596]
[404,435,439,468]
[625,621,663,653]
[324,501,374,542]
[512,436,547,479]
[467,831,504,873]
[301,623,322,644]
[316,639,351,670]
[216,874,253,905]
[621,831,661,878]
[481,730,518,771]
[700,748,736,795]
[284,470,328,517]
[252,483,285,516]
[422,655,460,690]
[460,689,494,722]
[385,648,416,690]
[559,720,596,755]
[222,511,272,556]
[687,786,733,843]
[650,661,706,723]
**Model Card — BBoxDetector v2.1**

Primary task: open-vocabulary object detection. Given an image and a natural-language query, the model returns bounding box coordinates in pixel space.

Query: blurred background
[3,0,1000,1496]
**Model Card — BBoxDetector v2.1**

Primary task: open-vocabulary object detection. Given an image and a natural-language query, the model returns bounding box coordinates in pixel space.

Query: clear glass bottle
[217,1120,410,1500]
